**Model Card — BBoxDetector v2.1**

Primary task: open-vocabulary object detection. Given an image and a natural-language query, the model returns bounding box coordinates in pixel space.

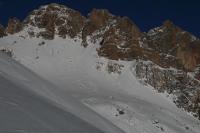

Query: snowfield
[0,52,124,133]
[0,29,200,133]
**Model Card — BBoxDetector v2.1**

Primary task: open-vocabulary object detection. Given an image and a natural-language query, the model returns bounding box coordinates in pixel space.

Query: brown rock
[25,3,86,39]
[117,17,141,42]
[89,9,113,28]
[6,18,23,34]
[0,24,6,37]
[59,9,86,38]
[146,20,180,54]
[146,20,200,71]
[82,9,113,45]
[97,16,142,60]
[176,40,200,70]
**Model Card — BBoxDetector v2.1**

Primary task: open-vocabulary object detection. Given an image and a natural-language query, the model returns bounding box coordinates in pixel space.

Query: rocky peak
[146,20,181,51]
[162,20,176,29]
[145,20,200,71]
[81,9,114,46]
[89,9,113,28]
[82,8,143,59]
[3,3,200,71]
[13,3,143,53]
[97,16,143,60]
[0,24,6,37]
[25,3,86,39]
[115,16,142,41]
[6,17,23,34]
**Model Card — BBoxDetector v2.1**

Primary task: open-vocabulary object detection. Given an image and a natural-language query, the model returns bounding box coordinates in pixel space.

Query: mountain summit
[0,3,200,133]
[2,3,200,70]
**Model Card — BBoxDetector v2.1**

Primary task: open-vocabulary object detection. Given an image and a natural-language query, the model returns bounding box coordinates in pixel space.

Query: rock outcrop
[6,18,23,34]
[134,60,200,119]
[82,9,114,46]
[98,16,142,60]
[0,24,6,37]
[146,20,200,71]
[25,3,86,39]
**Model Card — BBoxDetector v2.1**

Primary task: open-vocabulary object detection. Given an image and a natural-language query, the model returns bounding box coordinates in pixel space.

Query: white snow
[0,29,200,133]
[0,52,124,133]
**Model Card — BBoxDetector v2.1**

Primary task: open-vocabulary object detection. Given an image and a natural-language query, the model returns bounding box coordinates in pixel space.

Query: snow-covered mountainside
[0,52,124,133]
[0,3,200,133]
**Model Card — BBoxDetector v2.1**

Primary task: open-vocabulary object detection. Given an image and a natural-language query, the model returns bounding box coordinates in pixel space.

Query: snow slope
[0,29,200,133]
[0,74,105,133]
[0,52,124,133]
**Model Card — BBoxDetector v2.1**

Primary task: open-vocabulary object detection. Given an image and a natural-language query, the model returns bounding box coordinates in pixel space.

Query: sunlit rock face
[24,3,86,39]
[146,20,200,71]
[6,18,23,34]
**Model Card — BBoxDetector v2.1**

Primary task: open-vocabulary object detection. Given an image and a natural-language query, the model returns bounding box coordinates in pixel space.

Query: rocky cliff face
[6,18,23,34]
[0,24,6,37]
[24,3,86,39]
[1,3,200,119]
[145,20,200,71]
[134,60,200,119]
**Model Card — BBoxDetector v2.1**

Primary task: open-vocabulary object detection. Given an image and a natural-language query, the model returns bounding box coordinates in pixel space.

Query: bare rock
[25,3,86,39]
[134,60,200,119]
[97,16,143,60]
[6,18,23,34]
[82,9,113,46]
[146,20,200,71]
[0,24,6,37]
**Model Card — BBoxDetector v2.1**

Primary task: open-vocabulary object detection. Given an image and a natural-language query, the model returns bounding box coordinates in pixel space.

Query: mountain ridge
[0,3,199,71]
[0,3,200,121]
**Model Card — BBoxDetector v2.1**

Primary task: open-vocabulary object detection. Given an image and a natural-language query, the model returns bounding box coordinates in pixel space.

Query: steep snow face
[0,31,200,133]
[0,52,124,133]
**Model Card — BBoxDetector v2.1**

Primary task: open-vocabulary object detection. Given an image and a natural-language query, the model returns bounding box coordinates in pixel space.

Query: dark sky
[0,0,199,36]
